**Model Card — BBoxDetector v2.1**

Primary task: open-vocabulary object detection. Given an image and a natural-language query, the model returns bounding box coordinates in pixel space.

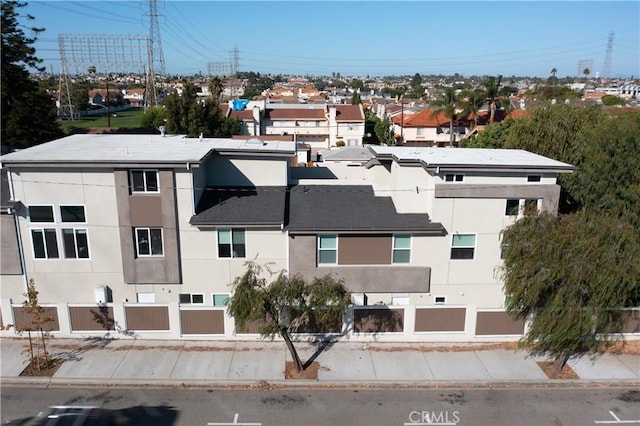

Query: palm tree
[207,76,223,102]
[460,88,485,129]
[550,68,557,78]
[583,68,590,83]
[483,75,502,123]
[432,86,462,147]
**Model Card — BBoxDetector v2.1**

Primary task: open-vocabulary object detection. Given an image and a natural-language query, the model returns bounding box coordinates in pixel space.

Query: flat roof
[368,146,574,171]
[0,134,296,166]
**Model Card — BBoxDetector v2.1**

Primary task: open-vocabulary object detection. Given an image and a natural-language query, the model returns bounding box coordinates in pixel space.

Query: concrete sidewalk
[1,337,638,387]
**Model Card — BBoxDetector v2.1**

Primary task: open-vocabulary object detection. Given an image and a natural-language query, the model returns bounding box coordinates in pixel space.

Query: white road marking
[207,412,262,426]
[594,410,640,424]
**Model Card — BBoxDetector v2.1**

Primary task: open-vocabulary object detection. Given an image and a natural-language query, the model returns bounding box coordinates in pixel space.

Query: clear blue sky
[24,1,640,78]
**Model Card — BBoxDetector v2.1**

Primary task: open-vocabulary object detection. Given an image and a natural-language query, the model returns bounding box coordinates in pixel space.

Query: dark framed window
[527,175,541,182]
[217,228,246,258]
[60,205,86,222]
[31,228,59,259]
[135,227,163,256]
[130,170,159,193]
[444,174,464,182]
[451,234,476,260]
[62,228,89,259]
[505,199,520,216]
[29,206,54,222]
[179,293,204,304]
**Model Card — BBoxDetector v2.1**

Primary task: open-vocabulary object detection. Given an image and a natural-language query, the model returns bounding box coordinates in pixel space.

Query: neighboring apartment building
[228,103,366,152]
[4,136,610,342]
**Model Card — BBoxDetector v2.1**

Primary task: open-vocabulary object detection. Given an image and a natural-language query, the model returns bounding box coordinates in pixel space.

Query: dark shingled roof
[191,186,286,226]
[287,185,445,234]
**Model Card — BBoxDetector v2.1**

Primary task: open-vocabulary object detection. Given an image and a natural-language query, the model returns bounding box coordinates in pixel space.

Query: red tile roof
[393,109,450,127]
[229,109,254,120]
[333,104,364,122]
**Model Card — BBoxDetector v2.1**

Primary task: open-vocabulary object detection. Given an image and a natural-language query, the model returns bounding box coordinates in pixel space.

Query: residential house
[6,137,634,341]
[121,88,146,107]
[392,109,470,147]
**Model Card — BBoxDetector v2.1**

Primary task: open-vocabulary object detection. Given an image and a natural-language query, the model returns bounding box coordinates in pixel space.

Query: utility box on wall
[94,286,112,304]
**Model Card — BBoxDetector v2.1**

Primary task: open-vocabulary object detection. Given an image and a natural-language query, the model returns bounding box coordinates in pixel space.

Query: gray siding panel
[1,214,22,275]
[125,306,170,331]
[289,235,430,292]
[435,184,561,214]
[338,235,391,265]
[354,308,404,333]
[415,308,466,332]
[116,170,181,284]
[129,196,163,227]
[12,306,60,331]
[69,306,115,331]
[180,309,225,335]
[475,311,524,336]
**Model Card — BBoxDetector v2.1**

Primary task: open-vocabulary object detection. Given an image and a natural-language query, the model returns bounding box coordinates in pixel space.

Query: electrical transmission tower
[577,59,593,78]
[58,35,150,119]
[146,0,166,107]
[601,32,614,81]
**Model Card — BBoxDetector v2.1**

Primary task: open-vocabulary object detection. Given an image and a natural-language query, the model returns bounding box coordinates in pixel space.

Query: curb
[2,376,639,390]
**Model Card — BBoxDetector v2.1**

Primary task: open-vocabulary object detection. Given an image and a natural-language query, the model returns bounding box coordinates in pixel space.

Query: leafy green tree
[163,81,240,137]
[410,73,423,91]
[140,107,167,129]
[461,118,513,148]
[501,212,640,372]
[351,91,361,105]
[372,114,395,146]
[349,78,364,91]
[600,95,625,106]
[564,109,640,230]
[20,279,55,372]
[1,0,63,149]
[228,262,351,372]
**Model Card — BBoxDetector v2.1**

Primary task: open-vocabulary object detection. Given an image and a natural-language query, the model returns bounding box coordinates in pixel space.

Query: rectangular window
[416,127,426,136]
[451,234,476,260]
[392,234,411,263]
[505,199,520,216]
[136,292,155,303]
[179,293,204,304]
[62,228,89,259]
[60,205,86,222]
[29,205,54,222]
[135,227,163,256]
[527,175,541,182]
[130,170,159,193]
[217,228,246,258]
[31,228,59,259]
[435,296,446,304]
[213,294,230,307]
[318,234,337,264]
[444,174,464,182]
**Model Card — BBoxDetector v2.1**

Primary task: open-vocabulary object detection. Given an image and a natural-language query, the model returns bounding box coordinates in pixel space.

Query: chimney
[253,105,261,136]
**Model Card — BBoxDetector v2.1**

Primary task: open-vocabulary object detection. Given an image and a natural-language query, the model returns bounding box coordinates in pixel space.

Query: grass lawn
[59,108,147,134]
